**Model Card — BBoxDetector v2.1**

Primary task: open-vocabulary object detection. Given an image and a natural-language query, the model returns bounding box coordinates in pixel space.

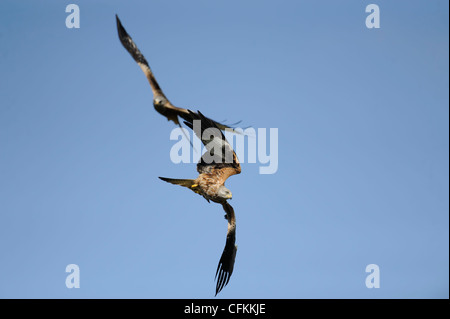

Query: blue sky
[0,0,448,298]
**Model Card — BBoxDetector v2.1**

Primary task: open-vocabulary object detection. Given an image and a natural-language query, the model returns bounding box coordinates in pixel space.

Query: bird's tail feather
[158,177,196,188]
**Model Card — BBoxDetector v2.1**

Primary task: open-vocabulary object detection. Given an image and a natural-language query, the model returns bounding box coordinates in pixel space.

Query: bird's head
[153,95,168,106]
[153,96,170,116]
[218,186,232,201]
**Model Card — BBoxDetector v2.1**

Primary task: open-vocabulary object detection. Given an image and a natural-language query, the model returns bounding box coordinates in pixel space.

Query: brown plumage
[159,110,241,295]
[116,15,236,131]
[160,111,241,203]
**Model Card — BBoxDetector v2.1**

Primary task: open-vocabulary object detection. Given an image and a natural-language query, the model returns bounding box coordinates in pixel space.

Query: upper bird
[116,15,235,132]
[159,110,241,295]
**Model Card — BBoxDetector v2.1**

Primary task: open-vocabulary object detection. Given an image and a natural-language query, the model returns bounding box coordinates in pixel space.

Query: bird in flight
[116,15,237,133]
[159,110,241,295]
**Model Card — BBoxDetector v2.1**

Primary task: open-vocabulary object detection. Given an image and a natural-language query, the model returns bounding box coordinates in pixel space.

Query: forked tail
[158,177,196,188]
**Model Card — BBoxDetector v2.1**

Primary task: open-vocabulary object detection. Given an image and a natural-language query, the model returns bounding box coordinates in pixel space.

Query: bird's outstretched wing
[184,110,241,181]
[116,14,187,124]
[116,15,239,131]
[215,202,237,296]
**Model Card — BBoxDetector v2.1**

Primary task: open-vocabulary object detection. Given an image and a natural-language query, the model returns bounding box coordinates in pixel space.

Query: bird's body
[160,111,241,203]
[195,171,232,204]
[160,175,227,204]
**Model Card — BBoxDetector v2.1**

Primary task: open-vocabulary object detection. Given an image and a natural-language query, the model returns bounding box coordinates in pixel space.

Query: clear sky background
[0,1,448,298]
